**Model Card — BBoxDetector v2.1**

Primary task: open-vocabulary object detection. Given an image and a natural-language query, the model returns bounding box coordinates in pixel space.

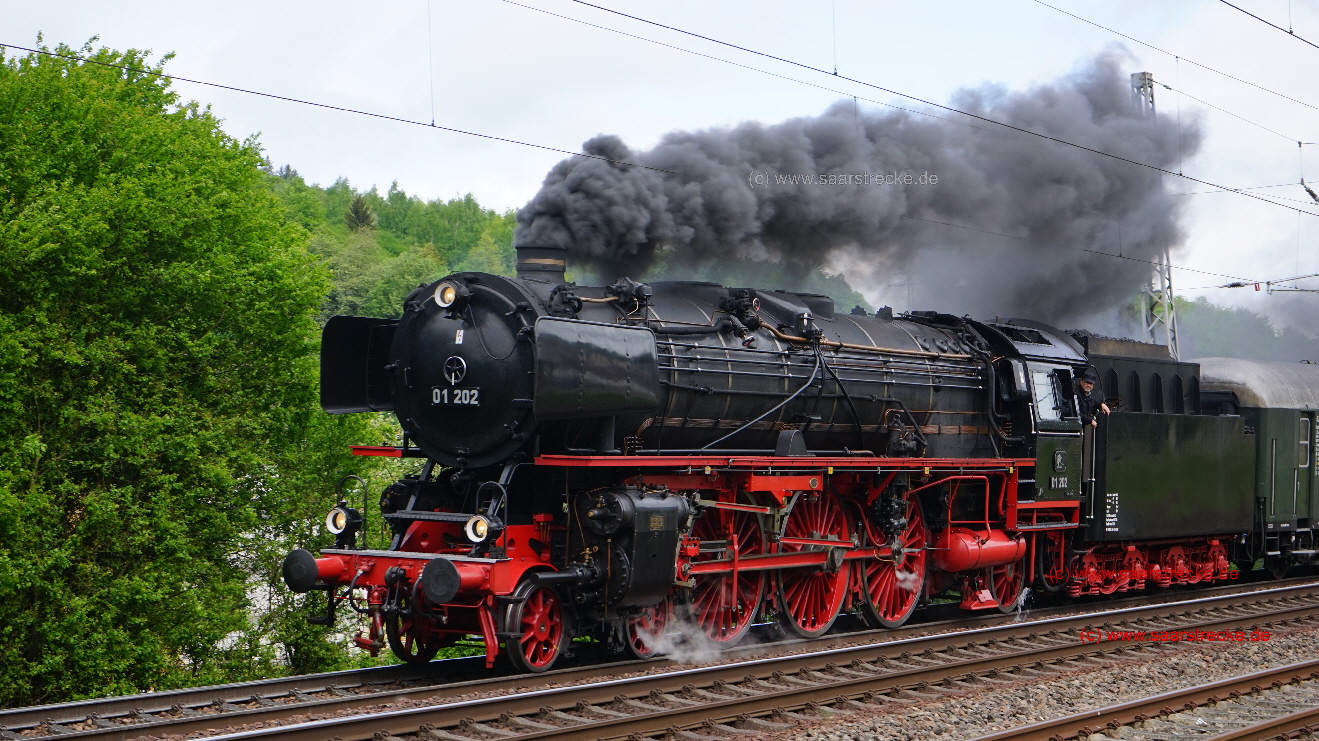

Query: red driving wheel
[858,491,927,629]
[686,494,766,645]
[776,491,851,638]
[504,580,565,673]
[986,556,1027,614]
[624,597,671,659]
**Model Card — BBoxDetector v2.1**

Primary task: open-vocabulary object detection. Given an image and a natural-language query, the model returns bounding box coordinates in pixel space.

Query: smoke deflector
[532,317,660,420]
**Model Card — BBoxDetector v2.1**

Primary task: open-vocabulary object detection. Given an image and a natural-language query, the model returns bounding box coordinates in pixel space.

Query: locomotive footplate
[535,454,1034,470]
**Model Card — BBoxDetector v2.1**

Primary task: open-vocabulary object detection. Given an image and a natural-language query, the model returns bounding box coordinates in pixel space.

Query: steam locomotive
[281,244,1319,672]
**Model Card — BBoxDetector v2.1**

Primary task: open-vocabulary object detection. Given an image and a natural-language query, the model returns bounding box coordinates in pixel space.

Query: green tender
[1090,413,1254,541]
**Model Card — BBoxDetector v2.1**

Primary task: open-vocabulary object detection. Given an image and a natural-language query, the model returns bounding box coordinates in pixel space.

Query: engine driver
[1077,368,1111,428]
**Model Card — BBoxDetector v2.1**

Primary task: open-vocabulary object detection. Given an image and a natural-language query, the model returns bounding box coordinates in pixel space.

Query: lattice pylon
[1142,249,1180,359]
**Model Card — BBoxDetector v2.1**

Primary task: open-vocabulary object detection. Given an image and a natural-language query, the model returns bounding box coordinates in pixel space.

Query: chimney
[515,244,568,283]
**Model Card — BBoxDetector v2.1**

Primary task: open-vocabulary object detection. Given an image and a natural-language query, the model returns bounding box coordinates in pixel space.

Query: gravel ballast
[780,624,1319,741]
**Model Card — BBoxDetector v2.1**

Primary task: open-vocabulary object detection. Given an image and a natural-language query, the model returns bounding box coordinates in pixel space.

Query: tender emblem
[443,356,468,385]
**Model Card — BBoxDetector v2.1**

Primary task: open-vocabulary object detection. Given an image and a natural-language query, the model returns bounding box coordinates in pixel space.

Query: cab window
[1030,364,1064,421]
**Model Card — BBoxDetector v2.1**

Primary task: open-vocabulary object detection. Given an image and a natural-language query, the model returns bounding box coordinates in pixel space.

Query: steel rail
[7,577,1318,740]
[1203,706,1319,740]
[0,663,435,734]
[133,585,1319,741]
[963,658,1319,741]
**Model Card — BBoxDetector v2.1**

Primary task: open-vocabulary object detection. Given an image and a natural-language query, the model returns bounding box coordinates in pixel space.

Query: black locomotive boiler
[282,244,1311,671]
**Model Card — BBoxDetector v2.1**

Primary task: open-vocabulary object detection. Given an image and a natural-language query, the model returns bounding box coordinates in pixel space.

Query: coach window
[1271,439,1277,516]
[1302,418,1312,469]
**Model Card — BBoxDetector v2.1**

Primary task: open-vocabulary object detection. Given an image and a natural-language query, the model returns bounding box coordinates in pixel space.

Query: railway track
[967,659,1319,741]
[9,579,1319,741]
[6,575,1311,740]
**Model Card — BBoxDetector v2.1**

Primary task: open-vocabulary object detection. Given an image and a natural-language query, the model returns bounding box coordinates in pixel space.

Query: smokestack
[515,244,567,283]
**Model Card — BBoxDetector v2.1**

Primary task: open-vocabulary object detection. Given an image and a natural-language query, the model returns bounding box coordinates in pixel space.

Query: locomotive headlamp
[435,282,459,308]
[325,507,349,534]
[465,515,491,543]
[324,501,362,548]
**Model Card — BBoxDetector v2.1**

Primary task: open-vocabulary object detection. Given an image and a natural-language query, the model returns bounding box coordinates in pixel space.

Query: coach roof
[1194,357,1319,410]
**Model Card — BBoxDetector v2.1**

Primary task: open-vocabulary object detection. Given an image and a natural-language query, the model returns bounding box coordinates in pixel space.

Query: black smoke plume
[515,52,1200,325]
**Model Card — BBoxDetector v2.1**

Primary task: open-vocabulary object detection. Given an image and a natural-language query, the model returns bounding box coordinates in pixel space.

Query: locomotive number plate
[432,387,480,406]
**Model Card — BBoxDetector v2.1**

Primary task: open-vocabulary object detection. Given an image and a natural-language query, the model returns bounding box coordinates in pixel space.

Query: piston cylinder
[932,528,1026,573]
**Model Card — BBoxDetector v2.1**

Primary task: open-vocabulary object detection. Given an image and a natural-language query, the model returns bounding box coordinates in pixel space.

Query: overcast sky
[4,0,1318,327]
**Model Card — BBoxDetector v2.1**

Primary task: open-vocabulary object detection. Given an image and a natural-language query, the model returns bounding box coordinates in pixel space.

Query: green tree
[0,41,377,705]
[345,194,376,232]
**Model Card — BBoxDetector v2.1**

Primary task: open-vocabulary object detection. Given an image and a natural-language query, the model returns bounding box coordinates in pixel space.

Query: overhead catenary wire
[1175,57,1184,175]
[426,0,436,126]
[500,0,1001,135]
[1172,187,1319,207]
[1218,0,1319,51]
[0,42,679,176]
[1155,79,1298,142]
[831,0,838,76]
[560,0,1319,219]
[1184,271,1319,292]
[1173,182,1302,194]
[1031,0,1319,114]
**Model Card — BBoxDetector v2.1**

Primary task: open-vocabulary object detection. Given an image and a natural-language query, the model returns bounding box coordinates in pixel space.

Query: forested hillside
[256,167,872,320]
[262,169,516,321]
[1175,296,1319,362]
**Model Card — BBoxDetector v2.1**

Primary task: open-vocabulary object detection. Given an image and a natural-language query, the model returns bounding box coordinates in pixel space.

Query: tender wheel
[504,580,565,673]
[858,490,927,629]
[624,598,671,659]
[385,600,443,665]
[1079,553,1122,595]
[776,491,851,638]
[1267,555,1291,580]
[685,494,766,645]
[1035,531,1068,593]
[986,557,1028,614]
[1165,546,1202,585]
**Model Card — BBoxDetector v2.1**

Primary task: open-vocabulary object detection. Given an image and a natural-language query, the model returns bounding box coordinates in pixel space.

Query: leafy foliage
[0,40,391,706]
